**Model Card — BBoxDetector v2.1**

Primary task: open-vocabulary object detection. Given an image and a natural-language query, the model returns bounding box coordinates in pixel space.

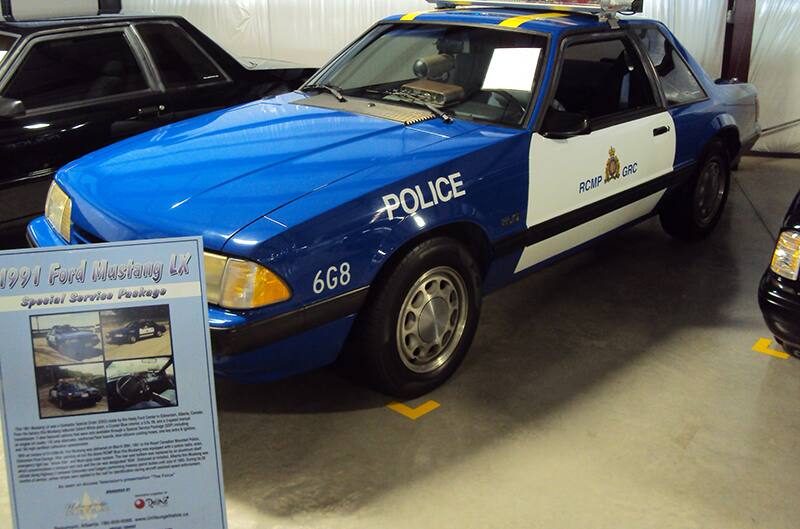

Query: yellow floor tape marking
[387,400,441,420]
[752,338,790,360]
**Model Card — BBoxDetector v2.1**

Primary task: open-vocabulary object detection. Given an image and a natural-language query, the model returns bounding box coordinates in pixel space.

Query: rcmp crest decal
[605,147,621,183]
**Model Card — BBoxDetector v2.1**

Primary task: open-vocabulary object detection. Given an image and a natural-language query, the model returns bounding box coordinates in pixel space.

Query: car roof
[0,14,183,37]
[383,7,654,34]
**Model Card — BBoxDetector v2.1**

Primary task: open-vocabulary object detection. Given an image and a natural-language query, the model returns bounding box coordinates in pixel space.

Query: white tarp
[123,0,428,67]
[750,0,800,154]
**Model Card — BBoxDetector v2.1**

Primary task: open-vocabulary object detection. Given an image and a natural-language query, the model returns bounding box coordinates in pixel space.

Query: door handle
[653,126,671,137]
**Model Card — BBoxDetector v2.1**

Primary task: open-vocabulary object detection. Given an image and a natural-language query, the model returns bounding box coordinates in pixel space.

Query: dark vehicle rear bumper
[759,271,800,354]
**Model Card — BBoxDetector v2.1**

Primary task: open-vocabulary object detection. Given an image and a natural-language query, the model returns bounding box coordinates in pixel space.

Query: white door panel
[515,111,677,273]
[526,112,676,228]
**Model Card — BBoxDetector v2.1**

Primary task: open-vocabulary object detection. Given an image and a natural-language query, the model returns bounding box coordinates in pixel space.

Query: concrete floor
[1,156,799,528]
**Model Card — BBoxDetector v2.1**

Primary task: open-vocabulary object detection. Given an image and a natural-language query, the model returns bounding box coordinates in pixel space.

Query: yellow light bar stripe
[499,12,568,28]
[401,11,426,21]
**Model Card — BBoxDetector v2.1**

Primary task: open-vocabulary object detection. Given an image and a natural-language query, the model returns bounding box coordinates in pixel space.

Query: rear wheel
[660,140,730,240]
[352,237,482,399]
[129,335,137,344]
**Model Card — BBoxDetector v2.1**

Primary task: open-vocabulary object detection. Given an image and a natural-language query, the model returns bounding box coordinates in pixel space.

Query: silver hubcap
[396,266,468,374]
[694,160,725,227]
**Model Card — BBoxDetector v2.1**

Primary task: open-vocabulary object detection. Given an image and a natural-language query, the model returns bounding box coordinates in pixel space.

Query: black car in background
[49,379,102,409]
[759,191,800,358]
[107,319,167,344]
[0,15,314,233]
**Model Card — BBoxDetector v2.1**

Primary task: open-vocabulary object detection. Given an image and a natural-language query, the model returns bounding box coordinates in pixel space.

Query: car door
[517,31,676,272]
[0,26,169,227]
[139,322,155,338]
[133,21,235,123]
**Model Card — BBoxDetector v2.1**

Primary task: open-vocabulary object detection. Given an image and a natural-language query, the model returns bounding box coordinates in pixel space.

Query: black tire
[156,330,163,338]
[660,139,730,240]
[129,335,137,344]
[351,236,482,399]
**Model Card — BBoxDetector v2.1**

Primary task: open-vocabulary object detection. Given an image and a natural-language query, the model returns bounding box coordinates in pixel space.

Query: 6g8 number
[313,263,351,294]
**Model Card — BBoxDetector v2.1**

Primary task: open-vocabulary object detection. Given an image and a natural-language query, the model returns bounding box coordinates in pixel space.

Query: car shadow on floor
[215,187,770,521]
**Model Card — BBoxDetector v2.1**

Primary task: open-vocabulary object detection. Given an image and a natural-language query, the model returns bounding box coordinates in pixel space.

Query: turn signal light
[771,230,800,281]
[44,182,72,243]
[204,252,291,309]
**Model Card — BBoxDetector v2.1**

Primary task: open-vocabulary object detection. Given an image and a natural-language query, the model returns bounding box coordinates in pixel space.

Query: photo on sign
[100,305,173,361]
[35,362,108,419]
[104,356,178,412]
[31,311,104,367]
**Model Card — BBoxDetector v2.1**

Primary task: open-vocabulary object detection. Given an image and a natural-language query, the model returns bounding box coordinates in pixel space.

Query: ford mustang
[48,379,102,410]
[46,324,100,353]
[28,1,761,397]
[107,320,167,344]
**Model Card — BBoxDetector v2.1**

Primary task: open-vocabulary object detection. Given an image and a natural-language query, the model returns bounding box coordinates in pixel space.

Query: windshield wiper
[381,89,454,124]
[304,84,347,103]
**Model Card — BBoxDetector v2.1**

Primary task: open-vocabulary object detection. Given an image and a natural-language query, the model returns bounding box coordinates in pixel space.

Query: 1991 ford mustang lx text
[28,1,760,397]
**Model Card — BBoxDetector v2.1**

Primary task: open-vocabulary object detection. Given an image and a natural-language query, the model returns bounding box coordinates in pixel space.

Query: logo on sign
[66,492,109,521]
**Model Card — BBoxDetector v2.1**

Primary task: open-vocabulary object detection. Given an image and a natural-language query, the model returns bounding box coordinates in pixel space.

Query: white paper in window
[482,48,542,92]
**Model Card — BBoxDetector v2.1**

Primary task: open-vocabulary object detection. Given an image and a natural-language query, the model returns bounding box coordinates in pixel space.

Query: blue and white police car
[28,0,761,397]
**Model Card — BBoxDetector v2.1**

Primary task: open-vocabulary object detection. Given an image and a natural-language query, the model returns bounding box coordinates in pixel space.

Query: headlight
[204,252,291,309]
[771,230,800,281]
[45,182,72,242]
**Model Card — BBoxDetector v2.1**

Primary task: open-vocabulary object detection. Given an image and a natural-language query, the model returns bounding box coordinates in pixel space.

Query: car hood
[60,92,479,250]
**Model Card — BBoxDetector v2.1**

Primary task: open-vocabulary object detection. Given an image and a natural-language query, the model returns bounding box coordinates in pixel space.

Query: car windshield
[106,357,170,378]
[310,24,547,126]
[62,383,87,391]
[0,34,16,65]
[57,326,77,333]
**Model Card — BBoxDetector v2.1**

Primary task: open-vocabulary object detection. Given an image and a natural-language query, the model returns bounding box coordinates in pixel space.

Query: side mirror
[541,111,591,140]
[0,97,25,119]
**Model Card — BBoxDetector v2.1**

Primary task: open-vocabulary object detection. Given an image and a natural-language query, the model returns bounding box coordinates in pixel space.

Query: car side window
[4,31,149,110]
[136,24,224,89]
[633,28,706,106]
[549,36,656,123]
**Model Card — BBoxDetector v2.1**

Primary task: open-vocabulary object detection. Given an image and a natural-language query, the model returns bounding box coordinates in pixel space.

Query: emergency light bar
[428,0,643,24]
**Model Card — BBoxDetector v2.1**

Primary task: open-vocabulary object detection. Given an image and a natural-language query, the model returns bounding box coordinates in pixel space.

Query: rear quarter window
[136,23,225,89]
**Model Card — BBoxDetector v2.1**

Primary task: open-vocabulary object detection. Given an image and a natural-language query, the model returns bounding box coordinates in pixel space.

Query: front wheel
[352,237,482,399]
[660,140,730,240]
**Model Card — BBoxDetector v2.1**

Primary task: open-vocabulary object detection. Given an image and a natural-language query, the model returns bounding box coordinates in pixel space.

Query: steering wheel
[488,90,527,116]
[116,375,151,403]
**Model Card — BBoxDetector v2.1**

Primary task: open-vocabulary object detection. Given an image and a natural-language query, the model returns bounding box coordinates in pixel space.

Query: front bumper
[29,216,366,382]
[758,270,800,353]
